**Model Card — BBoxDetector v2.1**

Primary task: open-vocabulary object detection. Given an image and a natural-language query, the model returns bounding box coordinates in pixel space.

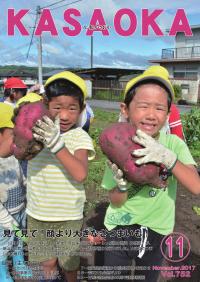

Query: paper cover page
[0,1,199,281]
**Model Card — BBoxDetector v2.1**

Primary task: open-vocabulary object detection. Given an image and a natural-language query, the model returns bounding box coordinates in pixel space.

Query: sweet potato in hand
[11,101,51,160]
[99,122,167,188]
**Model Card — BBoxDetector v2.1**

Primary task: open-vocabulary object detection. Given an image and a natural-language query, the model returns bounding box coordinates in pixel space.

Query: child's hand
[1,218,19,230]
[0,203,19,230]
[107,160,128,192]
[109,187,128,207]
[32,116,65,154]
[132,129,177,170]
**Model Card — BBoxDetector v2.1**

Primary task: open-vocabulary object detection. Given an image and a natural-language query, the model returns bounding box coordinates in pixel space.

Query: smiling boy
[27,71,95,282]
[101,66,200,282]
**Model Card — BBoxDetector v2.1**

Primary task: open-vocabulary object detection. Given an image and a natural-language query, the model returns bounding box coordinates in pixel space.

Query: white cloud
[94,50,159,68]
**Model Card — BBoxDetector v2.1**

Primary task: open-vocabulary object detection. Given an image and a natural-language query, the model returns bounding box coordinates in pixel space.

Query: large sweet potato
[99,122,167,188]
[11,101,51,160]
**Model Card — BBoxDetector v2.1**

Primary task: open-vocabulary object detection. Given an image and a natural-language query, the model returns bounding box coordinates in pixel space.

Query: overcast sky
[0,0,200,69]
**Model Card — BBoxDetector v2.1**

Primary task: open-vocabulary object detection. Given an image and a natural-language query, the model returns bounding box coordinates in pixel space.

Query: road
[87,99,194,114]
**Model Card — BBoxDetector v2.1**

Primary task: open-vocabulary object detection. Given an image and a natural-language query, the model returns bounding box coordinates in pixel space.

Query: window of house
[185,37,200,47]
[181,84,189,89]
[174,72,185,78]
[173,66,198,79]
[181,84,189,95]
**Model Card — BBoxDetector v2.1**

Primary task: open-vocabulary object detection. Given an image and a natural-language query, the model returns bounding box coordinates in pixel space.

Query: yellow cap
[0,102,14,129]
[45,71,87,99]
[124,65,174,100]
[16,92,42,107]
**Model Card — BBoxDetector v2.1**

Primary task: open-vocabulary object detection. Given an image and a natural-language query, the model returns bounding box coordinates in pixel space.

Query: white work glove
[132,129,177,170]
[0,205,19,230]
[107,160,128,192]
[32,115,65,154]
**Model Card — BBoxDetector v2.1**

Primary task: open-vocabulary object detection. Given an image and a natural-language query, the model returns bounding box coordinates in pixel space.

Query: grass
[84,108,119,215]
[94,90,124,102]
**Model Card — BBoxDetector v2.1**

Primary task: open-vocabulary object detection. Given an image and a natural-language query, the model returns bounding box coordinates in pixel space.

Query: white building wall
[176,29,200,48]
[85,80,92,98]
[175,33,185,48]
[171,78,199,103]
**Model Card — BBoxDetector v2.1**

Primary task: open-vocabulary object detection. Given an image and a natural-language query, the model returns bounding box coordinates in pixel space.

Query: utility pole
[37,6,43,85]
[90,35,93,68]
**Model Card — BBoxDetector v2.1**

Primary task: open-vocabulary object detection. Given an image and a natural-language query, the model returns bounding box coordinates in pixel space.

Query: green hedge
[182,107,200,158]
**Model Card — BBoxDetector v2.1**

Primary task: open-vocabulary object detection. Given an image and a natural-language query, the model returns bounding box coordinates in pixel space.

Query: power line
[10,54,27,62]
[6,0,84,74]
[49,0,84,11]
[0,41,34,56]
[4,42,36,61]
[29,12,37,15]
[26,0,83,60]
[41,0,69,9]
[26,8,39,59]
[3,52,28,64]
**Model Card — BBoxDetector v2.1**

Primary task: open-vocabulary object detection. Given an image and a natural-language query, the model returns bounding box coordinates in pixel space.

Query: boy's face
[121,84,169,137]
[48,95,82,132]
[13,90,25,102]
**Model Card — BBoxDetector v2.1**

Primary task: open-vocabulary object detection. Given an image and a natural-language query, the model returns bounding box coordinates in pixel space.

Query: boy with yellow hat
[101,66,200,282]
[0,102,32,282]
[26,71,95,282]
[16,91,42,107]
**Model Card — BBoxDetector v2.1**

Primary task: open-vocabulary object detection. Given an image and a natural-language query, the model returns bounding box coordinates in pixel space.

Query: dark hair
[45,79,84,110]
[124,80,172,111]
[0,127,11,133]
[4,88,27,98]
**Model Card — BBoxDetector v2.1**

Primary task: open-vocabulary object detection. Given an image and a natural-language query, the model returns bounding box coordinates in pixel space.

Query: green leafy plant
[173,84,182,102]
[182,107,200,157]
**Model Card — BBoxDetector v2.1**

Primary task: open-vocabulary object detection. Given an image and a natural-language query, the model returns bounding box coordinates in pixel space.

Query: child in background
[167,103,185,140]
[16,91,42,107]
[27,71,95,282]
[77,102,94,133]
[27,83,45,96]
[101,66,200,282]
[0,78,30,176]
[0,77,27,107]
[0,102,32,282]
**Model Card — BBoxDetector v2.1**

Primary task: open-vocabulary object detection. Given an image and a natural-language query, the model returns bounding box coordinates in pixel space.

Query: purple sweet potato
[11,101,51,160]
[99,122,167,188]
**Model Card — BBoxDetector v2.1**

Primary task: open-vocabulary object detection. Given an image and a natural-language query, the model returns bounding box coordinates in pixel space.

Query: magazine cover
[0,1,200,281]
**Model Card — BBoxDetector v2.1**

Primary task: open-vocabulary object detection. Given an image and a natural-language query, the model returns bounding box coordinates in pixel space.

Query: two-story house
[150,25,200,104]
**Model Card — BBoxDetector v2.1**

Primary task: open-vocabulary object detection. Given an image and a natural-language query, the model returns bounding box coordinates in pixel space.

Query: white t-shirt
[26,127,95,221]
